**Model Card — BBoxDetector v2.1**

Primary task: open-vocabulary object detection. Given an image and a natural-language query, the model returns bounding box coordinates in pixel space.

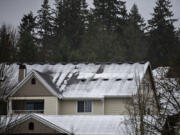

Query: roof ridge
[2,61,149,65]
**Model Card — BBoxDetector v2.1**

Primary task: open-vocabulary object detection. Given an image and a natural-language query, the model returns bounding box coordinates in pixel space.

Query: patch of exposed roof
[1,62,150,98]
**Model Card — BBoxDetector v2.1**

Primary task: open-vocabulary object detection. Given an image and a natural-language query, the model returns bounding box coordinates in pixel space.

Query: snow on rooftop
[36,114,128,135]
[1,114,129,135]
[1,62,150,98]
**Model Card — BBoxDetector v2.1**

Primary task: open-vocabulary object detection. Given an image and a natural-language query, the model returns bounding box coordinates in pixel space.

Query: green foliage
[128,4,146,31]
[0,0,179,69]
[93,0,127,31]
[122,4,148,62]
[80,23,126,62]
[53,37,71,62]
[37,0,53,61]
[17,12,37,62]
[17,32,37,62]
[147,0,179,67]
[53,0,88,50]
[0,25,17,62]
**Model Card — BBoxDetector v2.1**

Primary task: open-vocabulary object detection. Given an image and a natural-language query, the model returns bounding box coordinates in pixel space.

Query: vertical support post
[102,98,104,114]
[8,99,12,114]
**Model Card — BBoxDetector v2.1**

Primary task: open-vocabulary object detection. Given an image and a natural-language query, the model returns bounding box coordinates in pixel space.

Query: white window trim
[76,100,93,113]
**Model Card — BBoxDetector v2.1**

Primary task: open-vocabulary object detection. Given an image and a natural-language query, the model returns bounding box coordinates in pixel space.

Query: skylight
[92,78,98,81]
[81,79,86,82]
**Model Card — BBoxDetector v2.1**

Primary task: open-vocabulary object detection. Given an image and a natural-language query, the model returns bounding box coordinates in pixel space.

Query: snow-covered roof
[1,62,150,98]
[2,113,128,135]
[37,114,127,135]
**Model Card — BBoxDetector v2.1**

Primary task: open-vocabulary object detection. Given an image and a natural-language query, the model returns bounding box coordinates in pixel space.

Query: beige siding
[58,99,103,115]
[104,98,130,115]
[93,100,103,114]
[13,75,53,97]
[44,97,58,115]
[8,118,59,134]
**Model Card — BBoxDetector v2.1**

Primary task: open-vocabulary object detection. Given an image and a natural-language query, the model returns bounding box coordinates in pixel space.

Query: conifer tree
[93,0,127,31]
[129,4,146,31]
[148,0,178,67]
[53,0,64,43]
[37,0,53,61]
[17,12,37,63]
[0,25,17,62]
[54,0,88,48]
[53,0,88,62]
[122,4,147,61]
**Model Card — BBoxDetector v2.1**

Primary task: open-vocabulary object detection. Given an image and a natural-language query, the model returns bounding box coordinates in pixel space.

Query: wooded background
[0,0,180,70]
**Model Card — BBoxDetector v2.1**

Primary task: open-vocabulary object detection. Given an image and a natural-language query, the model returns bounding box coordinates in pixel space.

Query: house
[0,62,157,135]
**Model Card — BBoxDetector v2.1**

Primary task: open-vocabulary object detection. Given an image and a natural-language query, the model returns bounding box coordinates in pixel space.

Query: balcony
[10,100,44,114]
[12,110,44,114]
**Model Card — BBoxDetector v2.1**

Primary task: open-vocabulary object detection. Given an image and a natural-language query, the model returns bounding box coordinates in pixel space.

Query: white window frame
[77,100,92,113]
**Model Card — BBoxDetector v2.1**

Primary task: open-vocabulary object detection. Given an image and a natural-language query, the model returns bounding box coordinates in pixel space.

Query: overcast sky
[0,0,180,29]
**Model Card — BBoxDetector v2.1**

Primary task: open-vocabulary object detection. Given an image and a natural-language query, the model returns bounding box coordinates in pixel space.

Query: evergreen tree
[129,4,146,31]
[17,12,37,63]
[148,0,178,67]
[122,4,147,61]
[53,37,71,62]
[53,0,64,43]
[53,0,88,50]
[93,0,127,31]
[80,22,126,62]
[37,0,53,61]
[0,25,17,62]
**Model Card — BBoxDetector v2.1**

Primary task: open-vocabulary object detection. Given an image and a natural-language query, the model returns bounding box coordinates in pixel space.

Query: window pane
[78,101,84,112]
[29,122,34,130]
[26,101,44,110]
[26,103,34,110]
[34,102,44,110]
[85,101,92,112]
[31,78,36,84]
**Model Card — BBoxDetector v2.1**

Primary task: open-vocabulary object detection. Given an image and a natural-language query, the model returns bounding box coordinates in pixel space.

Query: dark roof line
[34,70,60,94]
[3,61,148,65]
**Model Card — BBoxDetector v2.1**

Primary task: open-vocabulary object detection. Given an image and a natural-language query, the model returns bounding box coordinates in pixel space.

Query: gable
[7,118,60,134]
[12,75,53,97]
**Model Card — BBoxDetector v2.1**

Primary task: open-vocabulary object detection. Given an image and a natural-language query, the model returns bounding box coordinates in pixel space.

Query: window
[127,78,133,81]
[31,78,36,84]
[26,101,44,112]
[77,101,92,112]
[116,78,122,81]
[29,122,34,130]
[81,79,86,82]
[92,79,98,81]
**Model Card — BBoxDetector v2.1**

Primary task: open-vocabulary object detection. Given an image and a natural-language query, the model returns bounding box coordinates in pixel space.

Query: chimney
[18,64,26,82]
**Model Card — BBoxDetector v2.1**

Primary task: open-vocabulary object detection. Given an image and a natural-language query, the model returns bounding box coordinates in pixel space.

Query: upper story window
[29,122,34,130]
[31,78,36,85]
[77,101,92,113]
[26,101,44,113]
